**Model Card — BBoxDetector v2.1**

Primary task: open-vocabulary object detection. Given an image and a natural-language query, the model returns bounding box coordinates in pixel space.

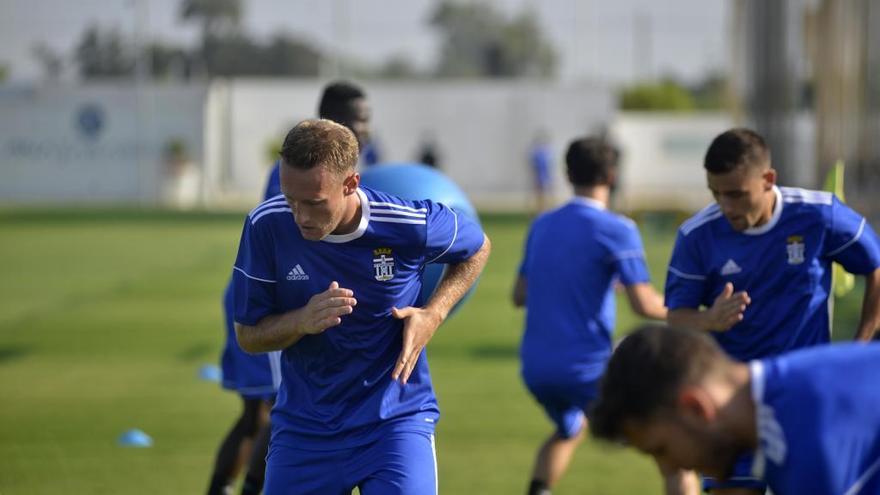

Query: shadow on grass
[0,345,31,364]
[177,342,216,362]
[469,343,518,360]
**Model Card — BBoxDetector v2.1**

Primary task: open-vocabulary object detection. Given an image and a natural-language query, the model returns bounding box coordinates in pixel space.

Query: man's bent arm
[668,308,715,332]
[854,267,880,341]
[512,275,527,307]
[390,235,491,383]
[235,281,357,353]
[235,310,306,354]
[625,283,667,320]
[667,283,749,332]
[425,234,491,321]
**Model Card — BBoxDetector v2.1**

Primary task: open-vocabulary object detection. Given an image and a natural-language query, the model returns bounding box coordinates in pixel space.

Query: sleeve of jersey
[423,201,485,265]
[262,162,281,201]
[607,222,651,286]
[231,216,277,326]
[665,230,707,309]
[826,196,880,274]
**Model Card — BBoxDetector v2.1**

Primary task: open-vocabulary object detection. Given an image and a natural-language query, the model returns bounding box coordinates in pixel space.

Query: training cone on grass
[118,429,153,448]
[198,364,222,383]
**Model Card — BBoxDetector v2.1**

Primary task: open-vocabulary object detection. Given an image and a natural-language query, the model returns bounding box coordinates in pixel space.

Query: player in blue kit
[210,287,281,495]
[512,137,668,495]
[591,325,880,495]
[207,81,373,495]
[232,119,490,494]
[665,128,880,494]
[528,131,554,214]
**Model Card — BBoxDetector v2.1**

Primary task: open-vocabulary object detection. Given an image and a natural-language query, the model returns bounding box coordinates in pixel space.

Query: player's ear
[606,167,619,189]
[676,386,716,423]
[343,172,360,195]
[762,168,777,190]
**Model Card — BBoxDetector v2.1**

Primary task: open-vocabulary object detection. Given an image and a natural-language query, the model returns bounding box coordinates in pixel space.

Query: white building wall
[222,79,615,209]
[0,83,207,204]
[7,81,817,213]
[611,113,732,211]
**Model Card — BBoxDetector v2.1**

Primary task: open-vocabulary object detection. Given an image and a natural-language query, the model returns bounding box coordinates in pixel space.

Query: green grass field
[0,209,865,494]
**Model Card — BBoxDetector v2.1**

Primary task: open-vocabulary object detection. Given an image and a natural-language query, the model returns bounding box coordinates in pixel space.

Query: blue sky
[0,0,728,84]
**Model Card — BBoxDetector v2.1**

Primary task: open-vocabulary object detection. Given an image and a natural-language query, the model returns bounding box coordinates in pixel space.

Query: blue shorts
[702,453,767,492]
[533,164,552,190]
[524,377,598,438]
[264,429,437,495]
[221,285,279,400]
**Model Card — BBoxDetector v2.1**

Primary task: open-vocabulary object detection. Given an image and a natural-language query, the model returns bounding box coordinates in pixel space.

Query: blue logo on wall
[76,103,105,140]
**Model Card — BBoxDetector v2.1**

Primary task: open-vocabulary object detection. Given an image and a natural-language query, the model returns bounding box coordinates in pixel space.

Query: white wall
[12,81,813,213]
[222,79,616,208]
[611,113,732,211]
[610,112,818,212]
[0,83,207,204]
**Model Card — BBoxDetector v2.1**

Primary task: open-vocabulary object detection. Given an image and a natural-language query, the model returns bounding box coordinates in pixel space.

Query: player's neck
[573,185,609,207]
[723,363,759,451]
[753,187,777,228]
[333,190,363,235]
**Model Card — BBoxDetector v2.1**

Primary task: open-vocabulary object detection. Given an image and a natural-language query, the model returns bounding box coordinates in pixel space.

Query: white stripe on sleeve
[826,218,866,257]
[426,207,458,264]
[233,266,277,283]
[668,266,707,281]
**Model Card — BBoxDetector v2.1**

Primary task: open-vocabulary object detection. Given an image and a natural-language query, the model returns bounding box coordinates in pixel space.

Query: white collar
[742,186,782,236]
[322,188,369,243]
[749,360,767,478]
[570,196,606,210]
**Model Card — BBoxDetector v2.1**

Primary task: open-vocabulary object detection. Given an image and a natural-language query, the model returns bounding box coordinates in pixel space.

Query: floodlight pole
[132,0,152,205]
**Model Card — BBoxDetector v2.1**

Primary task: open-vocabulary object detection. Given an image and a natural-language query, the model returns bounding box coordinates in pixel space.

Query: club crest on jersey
[786,235,805,265]
[373,247,395,282]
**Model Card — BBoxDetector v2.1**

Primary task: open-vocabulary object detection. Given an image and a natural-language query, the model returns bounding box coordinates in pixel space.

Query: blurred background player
[263,81,372,198]
[591,325,880,495]
[664,128,880,494]
[232,119,490,494]
[416,130,442,169]
[207,80,374,495]
[209,289,280,495]
[512,136,667,495]
[528,130,554,214]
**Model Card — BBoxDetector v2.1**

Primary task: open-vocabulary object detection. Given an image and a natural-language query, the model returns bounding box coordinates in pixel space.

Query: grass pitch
[0,209,864,494]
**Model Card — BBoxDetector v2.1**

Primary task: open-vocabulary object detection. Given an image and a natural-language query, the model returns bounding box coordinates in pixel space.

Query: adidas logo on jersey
[286,264,309,281]
[720,259,742,276]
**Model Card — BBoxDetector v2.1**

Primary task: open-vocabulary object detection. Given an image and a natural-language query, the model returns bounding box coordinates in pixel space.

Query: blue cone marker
[198,364,222,383]
[118,428,153,447]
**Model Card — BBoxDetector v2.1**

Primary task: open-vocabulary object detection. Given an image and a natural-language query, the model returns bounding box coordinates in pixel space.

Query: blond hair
[279,119,359,176]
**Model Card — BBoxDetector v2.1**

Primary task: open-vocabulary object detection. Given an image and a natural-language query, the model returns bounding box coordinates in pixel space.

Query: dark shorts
[533,164,552,190]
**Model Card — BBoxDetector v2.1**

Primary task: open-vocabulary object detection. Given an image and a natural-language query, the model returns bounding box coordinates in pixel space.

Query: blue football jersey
[232,186,485,450]
[518,197,651,382]
[750,343,880,494]
[219,162,285,398]
[263,161,282,200]
[221,283,282,398]
[666,186,880,361]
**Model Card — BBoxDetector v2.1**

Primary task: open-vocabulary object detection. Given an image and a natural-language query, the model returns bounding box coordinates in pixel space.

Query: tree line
[35,0,557,81]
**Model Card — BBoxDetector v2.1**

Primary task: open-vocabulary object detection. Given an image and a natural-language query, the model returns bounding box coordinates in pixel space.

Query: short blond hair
[279,119,359,175]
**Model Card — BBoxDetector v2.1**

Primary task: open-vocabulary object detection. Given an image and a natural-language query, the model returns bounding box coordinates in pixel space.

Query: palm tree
[180,0,242,75]
[180,0,242,39]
